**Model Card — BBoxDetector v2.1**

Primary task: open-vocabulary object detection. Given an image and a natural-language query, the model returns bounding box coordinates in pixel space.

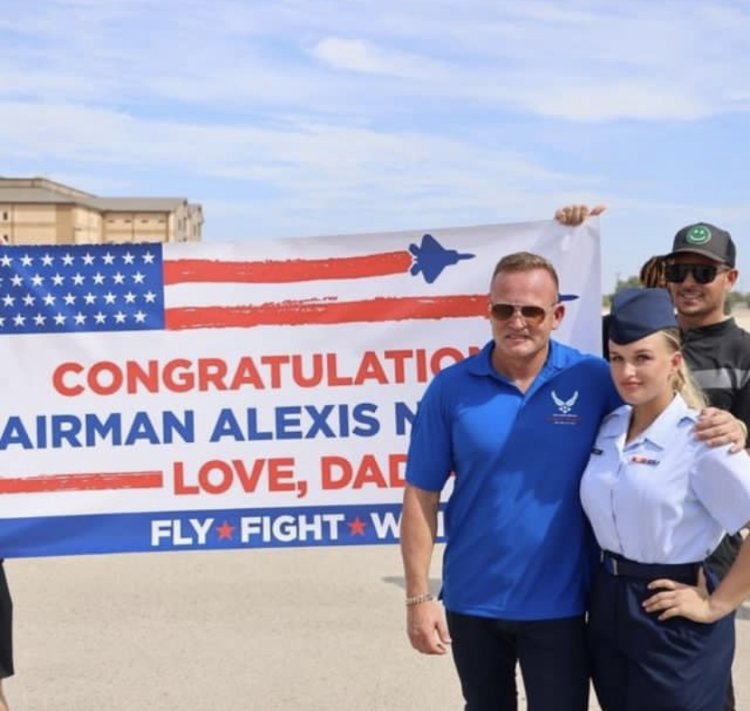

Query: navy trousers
[588,561,734,711]
[446,611,590,711]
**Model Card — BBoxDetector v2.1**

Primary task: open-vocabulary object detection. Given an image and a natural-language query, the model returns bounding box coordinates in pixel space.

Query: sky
[2,0,749,292]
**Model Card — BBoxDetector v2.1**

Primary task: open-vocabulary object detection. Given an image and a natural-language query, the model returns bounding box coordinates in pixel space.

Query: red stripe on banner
[165,294,488,330]
[0,471,164,494]
[163,252,413,285]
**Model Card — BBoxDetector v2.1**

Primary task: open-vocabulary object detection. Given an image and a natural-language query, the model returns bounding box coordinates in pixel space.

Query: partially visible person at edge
[559,204,750,711]
[580,287,750,710]
[399,248,745,710]
[0,560,11,711]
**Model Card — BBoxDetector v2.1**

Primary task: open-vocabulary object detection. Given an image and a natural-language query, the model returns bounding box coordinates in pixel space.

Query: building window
[2,212,7,221]
[2,235,9,243]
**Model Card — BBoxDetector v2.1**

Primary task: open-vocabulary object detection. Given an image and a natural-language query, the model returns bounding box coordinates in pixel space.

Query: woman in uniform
[580,287,750,711]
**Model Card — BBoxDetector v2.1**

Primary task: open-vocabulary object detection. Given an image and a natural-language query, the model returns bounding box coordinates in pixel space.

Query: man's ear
[551,303,566,330]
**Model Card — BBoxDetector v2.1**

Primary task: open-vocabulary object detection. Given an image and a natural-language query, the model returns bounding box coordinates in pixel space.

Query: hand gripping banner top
[0,218,601,557]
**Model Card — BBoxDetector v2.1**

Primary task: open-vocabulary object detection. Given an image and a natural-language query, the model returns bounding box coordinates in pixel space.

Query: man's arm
[400,483,451,655]
[694,408,748,453]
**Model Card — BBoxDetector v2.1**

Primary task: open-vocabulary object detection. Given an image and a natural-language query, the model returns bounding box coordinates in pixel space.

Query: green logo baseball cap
[667,222,736,267]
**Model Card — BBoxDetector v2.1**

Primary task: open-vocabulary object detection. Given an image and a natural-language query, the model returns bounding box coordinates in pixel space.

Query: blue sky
[2,0,749,292]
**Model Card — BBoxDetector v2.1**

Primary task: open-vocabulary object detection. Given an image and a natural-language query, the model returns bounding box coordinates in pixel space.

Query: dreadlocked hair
[639,255,667,289]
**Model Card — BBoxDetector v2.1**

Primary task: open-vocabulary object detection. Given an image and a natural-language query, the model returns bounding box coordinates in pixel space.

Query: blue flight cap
[609,288,677,345]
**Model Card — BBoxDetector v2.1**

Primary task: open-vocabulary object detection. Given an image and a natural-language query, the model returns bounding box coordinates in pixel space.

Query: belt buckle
[602,552,619,576]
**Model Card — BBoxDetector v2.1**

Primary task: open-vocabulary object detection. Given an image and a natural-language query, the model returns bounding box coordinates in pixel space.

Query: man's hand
[554,204,607,226]
[406,600,452,655]
[694,407,748,453]
[642,569,732,624]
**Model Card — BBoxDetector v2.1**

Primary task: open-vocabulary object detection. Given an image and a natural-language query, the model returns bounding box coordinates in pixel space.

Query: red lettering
[320,454,406,490]
[88,361,123,395]
[173,461,200,495]
[173,458,297,495]
[197,359,228,392]
[52,361,84,396]
[163,359,195,392]
[229,357,265,389]
[354,351,388,385]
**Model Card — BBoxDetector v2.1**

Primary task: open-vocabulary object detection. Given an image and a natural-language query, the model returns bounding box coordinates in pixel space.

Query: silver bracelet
[405,592,435,607]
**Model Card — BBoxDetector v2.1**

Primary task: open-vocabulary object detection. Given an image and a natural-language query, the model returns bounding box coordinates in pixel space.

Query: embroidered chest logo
[552,390,578,413]
[549,390,581,425]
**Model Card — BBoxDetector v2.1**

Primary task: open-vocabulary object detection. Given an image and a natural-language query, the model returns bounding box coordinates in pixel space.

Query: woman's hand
[642,568,734,623]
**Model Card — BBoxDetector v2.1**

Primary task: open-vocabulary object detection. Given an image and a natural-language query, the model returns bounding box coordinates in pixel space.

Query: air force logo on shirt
[550,389,581,425]
[552,390,578,413]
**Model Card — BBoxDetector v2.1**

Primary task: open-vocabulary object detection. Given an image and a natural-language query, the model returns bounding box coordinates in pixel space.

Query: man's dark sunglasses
[664,263,729,285]
[489,302,554,324]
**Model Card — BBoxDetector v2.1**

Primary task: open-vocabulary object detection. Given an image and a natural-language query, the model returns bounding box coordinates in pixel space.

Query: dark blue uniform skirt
[588,553,733,711]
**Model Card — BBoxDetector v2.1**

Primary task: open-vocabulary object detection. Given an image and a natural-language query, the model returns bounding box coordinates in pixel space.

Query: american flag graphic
[0,236,488,334]
[0,245,164,334]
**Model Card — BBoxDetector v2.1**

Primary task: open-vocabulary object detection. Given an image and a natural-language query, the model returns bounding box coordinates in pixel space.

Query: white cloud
[310,37,436,80]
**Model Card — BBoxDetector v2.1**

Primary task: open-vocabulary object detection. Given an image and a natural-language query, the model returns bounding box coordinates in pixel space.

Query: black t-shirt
[682,318,750,576]
[681,318,750,442]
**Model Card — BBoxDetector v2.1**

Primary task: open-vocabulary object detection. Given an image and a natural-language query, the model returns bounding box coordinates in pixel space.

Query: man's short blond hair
[491,251,560,291]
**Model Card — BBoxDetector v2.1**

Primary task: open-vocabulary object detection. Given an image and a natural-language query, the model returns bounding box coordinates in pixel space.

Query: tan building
[0,177,203,245]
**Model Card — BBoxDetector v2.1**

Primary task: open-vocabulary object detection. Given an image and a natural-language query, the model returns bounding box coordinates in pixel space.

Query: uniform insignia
[629,455,660,466]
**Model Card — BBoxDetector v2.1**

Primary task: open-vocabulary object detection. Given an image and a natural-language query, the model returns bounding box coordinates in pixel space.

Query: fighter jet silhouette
[408,234,475,284]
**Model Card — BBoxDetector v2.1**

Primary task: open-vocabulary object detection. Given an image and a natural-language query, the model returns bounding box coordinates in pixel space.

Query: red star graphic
[216,521,234,540]
[347,517,367,536]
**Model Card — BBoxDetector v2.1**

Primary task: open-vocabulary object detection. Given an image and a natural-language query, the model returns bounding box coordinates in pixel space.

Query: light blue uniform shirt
[580,393,750,564]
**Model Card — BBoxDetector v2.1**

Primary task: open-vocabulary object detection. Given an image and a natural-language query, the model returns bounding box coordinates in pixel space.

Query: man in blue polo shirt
[400,251,620,710]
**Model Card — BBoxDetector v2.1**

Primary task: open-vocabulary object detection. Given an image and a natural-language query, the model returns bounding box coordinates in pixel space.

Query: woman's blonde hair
[661,328,707,409]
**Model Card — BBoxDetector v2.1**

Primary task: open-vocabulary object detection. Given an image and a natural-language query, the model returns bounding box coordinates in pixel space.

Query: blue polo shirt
[406,339,621,620]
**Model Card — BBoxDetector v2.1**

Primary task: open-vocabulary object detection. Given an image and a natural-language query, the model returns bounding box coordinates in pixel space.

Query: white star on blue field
[2,0,749,291]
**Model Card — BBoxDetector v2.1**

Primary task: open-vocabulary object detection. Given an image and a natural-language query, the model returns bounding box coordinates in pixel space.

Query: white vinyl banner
[0,219,600,556]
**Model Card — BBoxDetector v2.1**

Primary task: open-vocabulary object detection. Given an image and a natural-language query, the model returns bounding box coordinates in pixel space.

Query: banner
[0,219,600,556]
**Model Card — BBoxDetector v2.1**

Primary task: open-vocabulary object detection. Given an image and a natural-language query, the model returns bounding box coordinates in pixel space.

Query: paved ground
[4,544,750,710]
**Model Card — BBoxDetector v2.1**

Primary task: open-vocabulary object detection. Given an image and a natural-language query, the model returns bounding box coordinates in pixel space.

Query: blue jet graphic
[409,234,475,284]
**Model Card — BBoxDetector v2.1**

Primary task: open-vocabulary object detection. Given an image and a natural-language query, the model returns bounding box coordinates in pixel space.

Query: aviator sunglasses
[489,302,556,326]
[664,263,730,285]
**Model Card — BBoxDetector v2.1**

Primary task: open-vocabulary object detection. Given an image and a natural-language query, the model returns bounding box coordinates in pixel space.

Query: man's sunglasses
[489,302,556,325]
[664,263,729,285]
